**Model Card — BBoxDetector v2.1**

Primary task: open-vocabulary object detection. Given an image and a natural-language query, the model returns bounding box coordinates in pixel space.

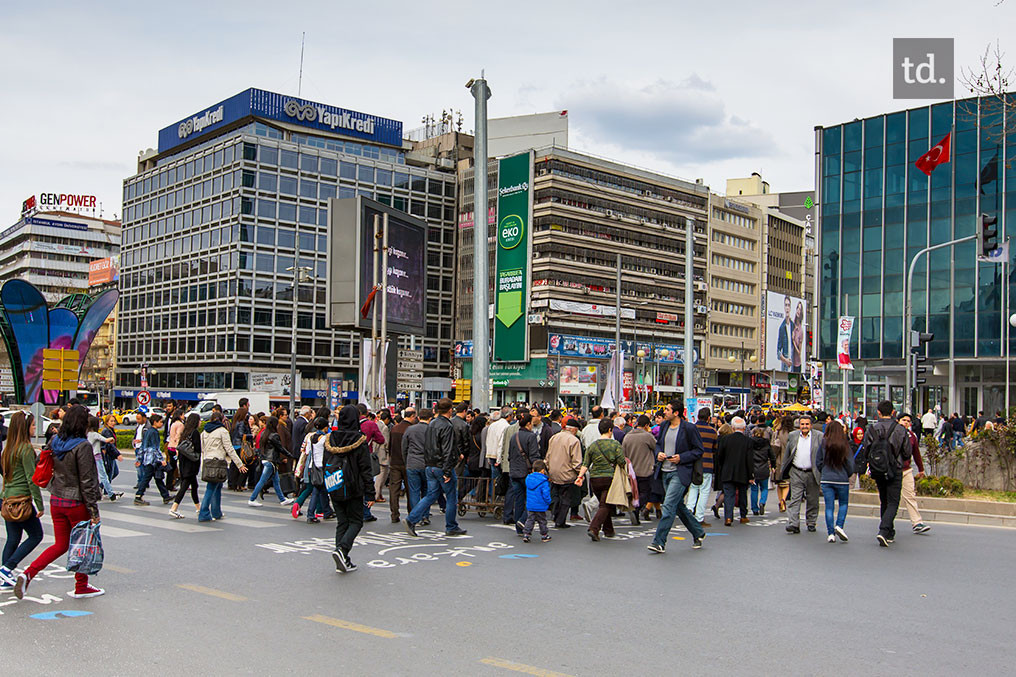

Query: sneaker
[0,581,12,593]
[332,550,348,573]
[109,492,123,502]
[248,500,263,507]
[281,498,295,506]
[420,518,431,527]
[363,515,378,523]
[68,585,104,599]
[555,523,571,529]
[647,543,665,554]
[307,517,320,524]
[345,560,358,572]
[877,534,890,547]
[445,528,468,537]
[587,529,600,542]
[835,526,849,542]
[827,534,836,543]
[162,496,173,505]
[405,521,419,537]
[13,573,29,599]
[0,567,15,587]
[391,517,401,524]
[913,523,931,534]
[786,525,800,534]
[806,525,817,532]
[692,534,705,549]
[522,536,531,543]
[134,497,149,506]
[168,510,184,519]
[291,503,302,519]
[569,514,582,521]
[541,535,552,543]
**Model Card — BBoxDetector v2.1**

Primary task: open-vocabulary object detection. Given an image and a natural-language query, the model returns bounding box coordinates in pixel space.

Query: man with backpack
[860,400,912,547]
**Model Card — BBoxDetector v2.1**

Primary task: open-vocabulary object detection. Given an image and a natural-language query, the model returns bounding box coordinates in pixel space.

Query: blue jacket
[525,472,552,512]
[653,419,704,487]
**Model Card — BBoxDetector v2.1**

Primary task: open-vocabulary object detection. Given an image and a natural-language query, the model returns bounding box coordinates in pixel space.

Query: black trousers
[173,475,200,505]
[873,472,903,539]
[722,481,748,521]
[550,482,573,527]
[331,494,365,557]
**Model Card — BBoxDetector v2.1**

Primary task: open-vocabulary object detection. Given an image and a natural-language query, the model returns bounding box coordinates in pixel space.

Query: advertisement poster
[764,291,807,373]
[250,372,296,396]
[359,202,426,335]
[836,316,855,370]
[548,334,617,359]
[560,365,597,395]
[492,150,534,362]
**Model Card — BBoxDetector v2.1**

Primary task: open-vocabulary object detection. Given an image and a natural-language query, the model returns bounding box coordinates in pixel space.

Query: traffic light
[980,213,999,257]
[911,331,934,386]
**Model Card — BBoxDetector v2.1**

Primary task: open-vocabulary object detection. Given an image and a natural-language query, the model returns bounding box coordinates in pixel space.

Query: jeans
[507,478,527,530]
[873,471,903,539]
[95,456,115,497]
[250,461,285,502]
[821,483,850,535]
[331,494,365,557]
[136,463,170,500]
[523,510,549,537]
[408,467,459,531]
[684,472,713,522]
[406,468,429,518]
[651,471,705,547]
[489,460,501,501]
[198,481,224,521]
[750,480,769,512]
[25,500,91,589]
[722,481,748,521]
[3,508,44,570]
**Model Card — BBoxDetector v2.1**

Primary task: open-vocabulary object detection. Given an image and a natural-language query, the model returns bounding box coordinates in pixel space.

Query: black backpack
[865,422,898,478]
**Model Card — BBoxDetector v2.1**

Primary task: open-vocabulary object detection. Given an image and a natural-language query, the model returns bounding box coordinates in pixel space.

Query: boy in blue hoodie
[523,459,552,543]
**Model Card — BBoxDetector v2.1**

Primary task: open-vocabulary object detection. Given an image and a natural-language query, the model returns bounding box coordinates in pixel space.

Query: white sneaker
[827,534,836,543]
[248,500,263,507]
[835,526,849,542]
[281,498,295,506]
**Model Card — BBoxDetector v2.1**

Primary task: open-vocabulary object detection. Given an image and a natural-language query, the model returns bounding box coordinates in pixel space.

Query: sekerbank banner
[158,88,403,153]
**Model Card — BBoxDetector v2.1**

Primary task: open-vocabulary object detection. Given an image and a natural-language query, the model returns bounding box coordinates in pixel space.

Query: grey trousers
[786,466,819,528]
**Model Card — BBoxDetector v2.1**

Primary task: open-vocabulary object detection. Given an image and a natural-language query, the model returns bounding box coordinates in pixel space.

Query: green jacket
[2,443,44,512]
[583,438,626,479]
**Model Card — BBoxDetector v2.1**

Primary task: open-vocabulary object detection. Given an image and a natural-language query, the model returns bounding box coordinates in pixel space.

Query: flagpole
[948,119,956,416]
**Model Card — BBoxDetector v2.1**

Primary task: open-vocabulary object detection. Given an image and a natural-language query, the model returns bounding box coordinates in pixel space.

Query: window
[281,150,298,169]
[258,172,277,192]
[257,199,276,219]
[357,165,374,183]
[260,147,278,166]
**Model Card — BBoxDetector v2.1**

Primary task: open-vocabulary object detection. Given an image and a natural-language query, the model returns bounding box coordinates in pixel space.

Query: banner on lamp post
[836,316,855,371]
[493,151,533,363]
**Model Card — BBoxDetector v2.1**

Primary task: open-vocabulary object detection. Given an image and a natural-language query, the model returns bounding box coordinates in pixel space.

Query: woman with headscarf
[323,405,374,573]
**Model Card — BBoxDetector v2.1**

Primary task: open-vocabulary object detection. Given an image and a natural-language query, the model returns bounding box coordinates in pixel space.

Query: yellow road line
[303,614,398,638]
[480,657,574,677]
[104,564,135,574]
[176,583,247,602]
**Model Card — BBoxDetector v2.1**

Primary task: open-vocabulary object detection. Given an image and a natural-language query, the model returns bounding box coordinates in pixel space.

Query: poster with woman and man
[765,291,807,374]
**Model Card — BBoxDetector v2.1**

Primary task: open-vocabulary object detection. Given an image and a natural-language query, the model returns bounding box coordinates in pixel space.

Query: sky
[0,0,1013,224]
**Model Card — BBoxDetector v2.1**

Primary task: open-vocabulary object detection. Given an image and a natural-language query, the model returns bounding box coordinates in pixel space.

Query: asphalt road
[3,461,1014,676]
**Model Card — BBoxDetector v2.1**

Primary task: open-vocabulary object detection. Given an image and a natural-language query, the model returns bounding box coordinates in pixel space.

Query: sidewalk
[847,491,1016,528]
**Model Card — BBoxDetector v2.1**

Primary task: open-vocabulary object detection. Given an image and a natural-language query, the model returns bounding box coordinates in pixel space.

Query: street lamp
[286,264,315,418]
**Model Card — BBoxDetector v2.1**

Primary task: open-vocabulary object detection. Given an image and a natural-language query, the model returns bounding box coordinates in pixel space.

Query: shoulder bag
[201,457,229,483]
[1,495,33,522]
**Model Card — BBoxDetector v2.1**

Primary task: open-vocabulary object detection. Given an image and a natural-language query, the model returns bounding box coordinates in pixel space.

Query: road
[3,462,1014,676]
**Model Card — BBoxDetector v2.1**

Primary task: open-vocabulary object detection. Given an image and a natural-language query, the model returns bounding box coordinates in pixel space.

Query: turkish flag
[915,133,951,176]
[359,285,379,319]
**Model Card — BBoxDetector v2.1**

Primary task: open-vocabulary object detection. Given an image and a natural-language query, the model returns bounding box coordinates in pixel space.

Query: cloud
[559,76,778,166]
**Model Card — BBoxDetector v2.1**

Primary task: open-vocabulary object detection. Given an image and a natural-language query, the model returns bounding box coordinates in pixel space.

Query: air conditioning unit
[695,305,708,314]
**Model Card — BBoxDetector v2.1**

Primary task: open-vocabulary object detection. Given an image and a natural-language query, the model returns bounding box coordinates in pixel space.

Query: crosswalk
[34,491,303,546]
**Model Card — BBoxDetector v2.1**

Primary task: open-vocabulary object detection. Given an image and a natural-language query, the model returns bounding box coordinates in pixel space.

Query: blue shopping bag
[67,520,104,575]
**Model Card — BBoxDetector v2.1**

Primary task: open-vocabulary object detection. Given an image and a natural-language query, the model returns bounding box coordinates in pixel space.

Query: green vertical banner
[493,150,533,362]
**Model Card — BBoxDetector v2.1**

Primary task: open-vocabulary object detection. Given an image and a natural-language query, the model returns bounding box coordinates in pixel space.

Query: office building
[816,96,1014,416]
[115,88,457,404]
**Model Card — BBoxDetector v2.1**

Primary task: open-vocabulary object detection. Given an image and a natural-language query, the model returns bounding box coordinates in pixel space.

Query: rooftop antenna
[298,31,306,97]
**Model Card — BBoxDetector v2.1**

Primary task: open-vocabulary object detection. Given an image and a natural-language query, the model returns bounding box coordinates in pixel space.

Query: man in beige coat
[545,418,583,528]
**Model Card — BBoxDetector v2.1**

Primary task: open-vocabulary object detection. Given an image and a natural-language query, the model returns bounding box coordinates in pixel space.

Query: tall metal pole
[1005,242,1010,416]
[842,293,849,416]
[289,237,300,417]
[684,217,695,406]
[614,253,622,412]
[370,214,379,409]
[469,76,491,411]
[380,213,389,410]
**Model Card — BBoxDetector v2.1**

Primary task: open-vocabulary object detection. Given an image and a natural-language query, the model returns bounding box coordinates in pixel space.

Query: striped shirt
[696,422,718,473]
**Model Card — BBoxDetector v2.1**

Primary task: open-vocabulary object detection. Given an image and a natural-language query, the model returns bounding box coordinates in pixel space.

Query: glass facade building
[115,91,457,402]
[817,96,1015,415]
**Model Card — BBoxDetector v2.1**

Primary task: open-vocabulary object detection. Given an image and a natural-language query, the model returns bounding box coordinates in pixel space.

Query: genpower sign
[493,151,533,362]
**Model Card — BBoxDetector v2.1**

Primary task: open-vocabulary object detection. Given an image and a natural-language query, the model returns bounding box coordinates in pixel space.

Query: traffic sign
[397,349,423,361]
[396,381,424,392]
[136,390,151,406]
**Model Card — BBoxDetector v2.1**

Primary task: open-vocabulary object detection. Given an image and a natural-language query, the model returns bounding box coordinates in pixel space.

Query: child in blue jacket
[523,460,552,543]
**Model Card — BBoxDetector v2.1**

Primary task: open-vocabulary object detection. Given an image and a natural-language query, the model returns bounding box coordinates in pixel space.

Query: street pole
[684,217,695,406]
[1005,241,1010,416]
[615,252,621,413]
[903,233,977,415]
[370,213,380,410]
[380,213,389,410]
[469,76,491,412]
[289,237,300,417]
[842,293,848,416]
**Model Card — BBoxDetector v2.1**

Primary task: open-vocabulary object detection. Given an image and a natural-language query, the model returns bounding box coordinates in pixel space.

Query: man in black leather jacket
[405,398,467,537]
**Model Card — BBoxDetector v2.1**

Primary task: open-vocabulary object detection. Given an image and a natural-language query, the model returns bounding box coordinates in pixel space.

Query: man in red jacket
[898,413,931,536]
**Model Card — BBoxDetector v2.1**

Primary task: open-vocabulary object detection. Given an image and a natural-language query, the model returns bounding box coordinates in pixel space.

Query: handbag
[1,495,33,522]
[67,520,104,575]
[177,438,200,463]
[606,464,632,509]
[580,477,598,522]
[201,457,229,483]
[32,448,53,488]
[240,439,258,465]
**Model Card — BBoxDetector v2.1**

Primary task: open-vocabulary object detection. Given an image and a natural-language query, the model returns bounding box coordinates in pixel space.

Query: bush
[916,475,964,497]
[858,474,877,492]
[115,430,135,450]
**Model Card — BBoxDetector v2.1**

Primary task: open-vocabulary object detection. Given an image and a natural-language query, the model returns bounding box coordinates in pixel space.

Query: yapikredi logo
[893,38,954,99]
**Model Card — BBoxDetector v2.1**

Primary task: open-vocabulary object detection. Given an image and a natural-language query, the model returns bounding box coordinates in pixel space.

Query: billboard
[88,257,119,286]
[493,151,534,362]
[328,197,427,336]
[765,291,807,373]
[560,365,597,395]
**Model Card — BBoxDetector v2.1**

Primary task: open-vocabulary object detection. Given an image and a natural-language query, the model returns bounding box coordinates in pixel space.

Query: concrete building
[115,88,457,405]
[456,146,709,410]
